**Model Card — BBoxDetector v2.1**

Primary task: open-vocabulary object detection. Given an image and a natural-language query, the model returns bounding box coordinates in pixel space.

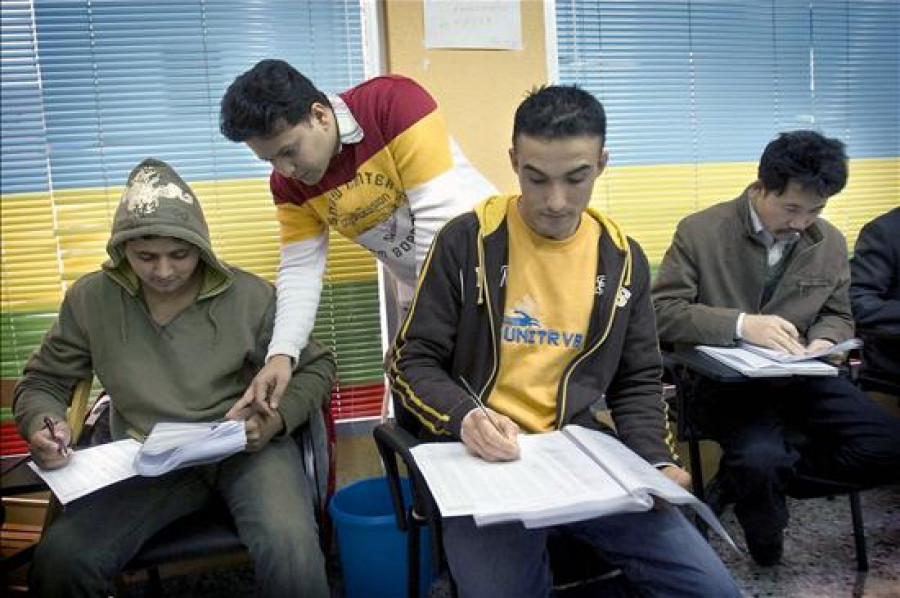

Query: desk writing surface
[669,347,748,382]
[1,456,45,495]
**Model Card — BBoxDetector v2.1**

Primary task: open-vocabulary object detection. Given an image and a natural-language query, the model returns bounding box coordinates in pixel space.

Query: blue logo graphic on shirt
[501,310,583,349]
[503,310,541,328]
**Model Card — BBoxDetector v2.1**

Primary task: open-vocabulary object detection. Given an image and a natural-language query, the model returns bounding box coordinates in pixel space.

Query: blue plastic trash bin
[329,476,434,598]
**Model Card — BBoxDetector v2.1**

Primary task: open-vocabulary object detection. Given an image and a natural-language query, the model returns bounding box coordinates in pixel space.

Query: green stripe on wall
[2,279,385,384]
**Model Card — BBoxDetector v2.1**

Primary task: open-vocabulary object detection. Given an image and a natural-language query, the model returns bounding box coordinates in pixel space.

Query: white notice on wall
[424,0,522,50]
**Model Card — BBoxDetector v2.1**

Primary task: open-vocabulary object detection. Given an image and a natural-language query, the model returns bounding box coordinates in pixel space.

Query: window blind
[554,0,898,266]
[1,0,385,422]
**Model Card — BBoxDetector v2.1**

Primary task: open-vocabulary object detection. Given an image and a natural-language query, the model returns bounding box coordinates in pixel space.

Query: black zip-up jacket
[390,195,677,466]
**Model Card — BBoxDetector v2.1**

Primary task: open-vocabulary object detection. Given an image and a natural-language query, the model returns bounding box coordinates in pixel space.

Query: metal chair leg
[144,567,164,597]
[848,492,868,571]
[408,507,424,598]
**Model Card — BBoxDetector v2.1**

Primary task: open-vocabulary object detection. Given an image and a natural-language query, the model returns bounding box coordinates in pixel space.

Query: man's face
[753,180,829,241]
[124,237,201,296]
[510,135,608,240]
[245,103,337,185]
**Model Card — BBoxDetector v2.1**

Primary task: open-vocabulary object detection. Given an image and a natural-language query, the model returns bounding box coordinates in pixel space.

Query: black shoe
[704,474,735,517]
[746,529,784,567]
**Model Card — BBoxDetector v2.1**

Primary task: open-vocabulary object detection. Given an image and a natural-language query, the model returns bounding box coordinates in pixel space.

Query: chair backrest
[856,329,900,396]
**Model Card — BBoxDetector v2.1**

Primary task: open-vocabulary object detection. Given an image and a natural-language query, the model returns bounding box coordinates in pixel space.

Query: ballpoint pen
[458,376,508,439]
[43,416,69,456]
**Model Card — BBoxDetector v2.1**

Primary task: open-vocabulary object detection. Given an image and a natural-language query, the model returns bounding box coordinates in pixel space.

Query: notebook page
[410,431,632,524]
[28,439,141,505]
[563,426,737,550]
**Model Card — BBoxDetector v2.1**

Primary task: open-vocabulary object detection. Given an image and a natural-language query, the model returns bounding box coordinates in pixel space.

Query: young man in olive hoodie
[14,158,334,597]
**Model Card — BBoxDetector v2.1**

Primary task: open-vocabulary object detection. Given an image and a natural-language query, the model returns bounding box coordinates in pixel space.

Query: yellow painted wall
[383,0,549,193]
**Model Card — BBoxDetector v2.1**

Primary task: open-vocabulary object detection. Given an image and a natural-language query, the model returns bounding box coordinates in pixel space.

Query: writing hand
[225,354,293,419]
[243,408,286,453]
[659,465,692,491]
[460,408,520,462]
[741,314,805,355]
[28,418,73,470]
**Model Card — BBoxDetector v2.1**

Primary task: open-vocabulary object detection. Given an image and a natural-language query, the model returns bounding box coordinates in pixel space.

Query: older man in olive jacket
[652,130,900,567]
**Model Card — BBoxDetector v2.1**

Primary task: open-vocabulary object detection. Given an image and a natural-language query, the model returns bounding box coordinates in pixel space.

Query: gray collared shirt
[748,199,798,268]
[736,198,800,339]
[329,94,363,149]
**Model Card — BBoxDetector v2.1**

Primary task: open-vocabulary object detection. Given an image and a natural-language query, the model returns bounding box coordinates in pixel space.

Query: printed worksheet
[28,439,141,504]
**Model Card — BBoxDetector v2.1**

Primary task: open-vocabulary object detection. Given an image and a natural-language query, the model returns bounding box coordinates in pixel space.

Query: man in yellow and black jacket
[389,86,739,598]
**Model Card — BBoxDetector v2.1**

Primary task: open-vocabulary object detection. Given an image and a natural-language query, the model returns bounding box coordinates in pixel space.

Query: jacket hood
[102,158,232,298]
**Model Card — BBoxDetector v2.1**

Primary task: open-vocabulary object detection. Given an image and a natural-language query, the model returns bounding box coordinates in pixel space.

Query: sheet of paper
[564,426,693,501]
[423,0,522,50]
[28,439,141,505]
[696,345,837,377]
[740,338,861,363]
[136,419,246,476]
[563,426,737,549]
[410,432,630,522]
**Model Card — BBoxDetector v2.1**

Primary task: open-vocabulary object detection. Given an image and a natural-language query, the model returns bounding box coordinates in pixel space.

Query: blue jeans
[29,437,328,598]
[443,505,740,598]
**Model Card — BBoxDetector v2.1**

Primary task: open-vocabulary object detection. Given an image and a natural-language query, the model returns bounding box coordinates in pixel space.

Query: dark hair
[219,59,330,142]
[512,85,606,146]
[758,130,848,197]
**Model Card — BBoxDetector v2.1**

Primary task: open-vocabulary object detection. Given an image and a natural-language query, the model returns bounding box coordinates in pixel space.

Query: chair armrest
[372,421,422,532]
[373,421,444,536]
[293,406,333,530]
[373,421,449,579]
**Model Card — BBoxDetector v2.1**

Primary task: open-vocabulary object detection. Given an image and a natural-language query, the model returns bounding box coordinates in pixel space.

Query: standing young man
[220,59,495,408]
[15,159,334,597]
[390,86,740,597]
[652,131,900,566]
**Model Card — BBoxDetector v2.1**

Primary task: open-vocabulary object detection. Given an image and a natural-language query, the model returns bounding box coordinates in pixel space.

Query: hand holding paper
[741,315,805,355]
[135,420,246,476]
[243,408,285,453]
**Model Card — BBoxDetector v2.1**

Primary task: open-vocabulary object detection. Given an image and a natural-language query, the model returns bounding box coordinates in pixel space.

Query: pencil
[458,376,508,439]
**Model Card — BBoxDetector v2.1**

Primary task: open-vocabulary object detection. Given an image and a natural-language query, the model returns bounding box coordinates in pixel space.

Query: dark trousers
[688,372,900,541]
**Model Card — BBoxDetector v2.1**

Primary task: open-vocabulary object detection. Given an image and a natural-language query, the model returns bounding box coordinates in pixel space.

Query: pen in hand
[458,376,508,440]
[43,416,69,456]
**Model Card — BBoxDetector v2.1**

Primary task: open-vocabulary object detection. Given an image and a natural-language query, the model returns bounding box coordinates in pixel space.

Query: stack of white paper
[739,338,861,363]
[135,420,246,476]
[409,425,736,549]
[696,345,838,377]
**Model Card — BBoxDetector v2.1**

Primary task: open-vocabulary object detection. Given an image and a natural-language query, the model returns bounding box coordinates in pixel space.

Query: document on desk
[28,439,141,505]
[739,338,861,363]
[410,425,735,549]
[696,345,838,377]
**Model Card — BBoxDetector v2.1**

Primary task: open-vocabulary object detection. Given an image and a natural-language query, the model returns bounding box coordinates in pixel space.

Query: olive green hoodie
[15,158,334,441]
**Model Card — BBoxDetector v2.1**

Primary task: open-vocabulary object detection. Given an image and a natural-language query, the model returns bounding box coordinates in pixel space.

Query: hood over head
[103,158,232,297]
